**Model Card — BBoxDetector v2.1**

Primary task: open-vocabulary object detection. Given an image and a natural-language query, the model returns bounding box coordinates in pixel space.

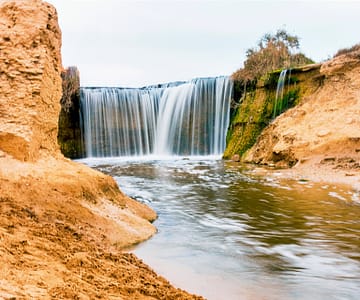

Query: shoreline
[116,157,360,300]
[1,0,359,298]
[0,154,203,299]
[245,158,360,194]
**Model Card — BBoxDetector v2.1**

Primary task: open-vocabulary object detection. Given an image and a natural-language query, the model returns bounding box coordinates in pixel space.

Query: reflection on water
[84,158,360,300]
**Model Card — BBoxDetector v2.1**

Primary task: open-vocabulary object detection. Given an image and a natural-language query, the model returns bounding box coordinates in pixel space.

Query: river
[81,157,360,300]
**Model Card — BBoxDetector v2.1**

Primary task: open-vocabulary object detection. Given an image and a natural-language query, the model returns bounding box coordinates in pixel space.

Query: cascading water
[273,69,288,119]
[80,77,233,158]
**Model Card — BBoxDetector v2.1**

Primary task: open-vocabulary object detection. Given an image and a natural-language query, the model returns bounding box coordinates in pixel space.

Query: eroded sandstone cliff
[225,48,360,188]
[244,49,360,171]
[0,0,62,161]
[0,1,201,298]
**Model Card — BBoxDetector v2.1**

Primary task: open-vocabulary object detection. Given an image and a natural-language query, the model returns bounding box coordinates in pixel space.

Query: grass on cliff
[334,43,360,57]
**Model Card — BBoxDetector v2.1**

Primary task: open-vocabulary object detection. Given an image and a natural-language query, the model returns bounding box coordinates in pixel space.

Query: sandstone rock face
[0,0,62,161]
[0,0,158,247]
[0,2,191,298]
[244,49,360,168]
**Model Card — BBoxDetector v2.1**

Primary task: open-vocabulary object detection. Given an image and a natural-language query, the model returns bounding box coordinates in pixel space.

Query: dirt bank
[0,153,202,299]
[244,48,360,191]
[0,0,202,298]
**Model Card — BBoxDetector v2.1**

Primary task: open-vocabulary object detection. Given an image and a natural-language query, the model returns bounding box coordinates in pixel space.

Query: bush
[334,43,360,58]
[232,29,314,82]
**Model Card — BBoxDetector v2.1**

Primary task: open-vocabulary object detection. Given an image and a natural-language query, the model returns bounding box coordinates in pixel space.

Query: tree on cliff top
[232,29,314,82]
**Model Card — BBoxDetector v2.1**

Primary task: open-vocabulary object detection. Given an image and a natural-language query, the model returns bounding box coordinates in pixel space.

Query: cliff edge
[0,0,62,161]
[0,1,201,299]
[244,49,360,188]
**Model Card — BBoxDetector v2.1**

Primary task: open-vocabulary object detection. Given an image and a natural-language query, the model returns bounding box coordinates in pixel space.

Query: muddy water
[85,158,360,300]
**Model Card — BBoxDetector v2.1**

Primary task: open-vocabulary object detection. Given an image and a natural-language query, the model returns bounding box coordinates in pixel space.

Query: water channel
[81,157,360,300]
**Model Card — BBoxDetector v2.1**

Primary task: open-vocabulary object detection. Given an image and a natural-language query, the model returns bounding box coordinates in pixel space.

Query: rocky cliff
[225,47,360,187]
[0,1,201,298]
[224,64,323,161]
[0,0,62,161]
[244,49,360,171]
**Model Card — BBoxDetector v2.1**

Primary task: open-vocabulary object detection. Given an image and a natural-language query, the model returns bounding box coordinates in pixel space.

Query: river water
[82,157,360,300]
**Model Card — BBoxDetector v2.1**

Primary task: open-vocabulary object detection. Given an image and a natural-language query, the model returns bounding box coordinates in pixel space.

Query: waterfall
[80,77,233,158]
[273,69,288,119]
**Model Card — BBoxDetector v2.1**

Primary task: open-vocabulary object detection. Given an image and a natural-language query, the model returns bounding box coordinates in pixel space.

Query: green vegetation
[224,29,315,160]
[232,29,314,82]
[272,88,300,119]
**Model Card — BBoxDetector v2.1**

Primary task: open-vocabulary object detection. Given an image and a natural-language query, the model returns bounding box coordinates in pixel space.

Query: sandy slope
[244,49,360,191]
[0,153,203,299]
[0,1,203,298]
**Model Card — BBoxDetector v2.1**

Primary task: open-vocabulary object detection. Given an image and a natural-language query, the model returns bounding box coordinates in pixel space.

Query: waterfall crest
[80,77,233,158]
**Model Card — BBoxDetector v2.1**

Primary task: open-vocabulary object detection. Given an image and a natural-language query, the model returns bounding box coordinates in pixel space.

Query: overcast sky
[47,0,360,87]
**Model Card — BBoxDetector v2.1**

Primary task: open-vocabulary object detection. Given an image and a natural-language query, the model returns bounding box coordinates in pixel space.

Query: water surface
[83,158,360,300]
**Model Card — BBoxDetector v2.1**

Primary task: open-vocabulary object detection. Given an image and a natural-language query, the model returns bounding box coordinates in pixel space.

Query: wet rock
[57,67,85,158]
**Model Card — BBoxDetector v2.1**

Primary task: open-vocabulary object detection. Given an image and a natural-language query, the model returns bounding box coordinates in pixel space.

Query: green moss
[264,70,282,89]
[224,81,272,159]
[224,64,321,160]
[272,87,300,118]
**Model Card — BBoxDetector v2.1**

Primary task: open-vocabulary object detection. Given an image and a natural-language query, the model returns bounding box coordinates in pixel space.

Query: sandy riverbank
[246,158,360,198]
[0,153,203,299]
[0,1,203,298]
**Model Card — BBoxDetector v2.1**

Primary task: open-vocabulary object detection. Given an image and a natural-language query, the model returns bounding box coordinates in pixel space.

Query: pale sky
[47,0,360,87]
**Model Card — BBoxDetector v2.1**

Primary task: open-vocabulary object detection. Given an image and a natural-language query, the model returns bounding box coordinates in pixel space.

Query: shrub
[334,43,360,58]
[232,29,314,82]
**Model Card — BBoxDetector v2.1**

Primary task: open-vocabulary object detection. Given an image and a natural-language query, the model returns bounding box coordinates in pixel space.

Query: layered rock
[0,0,62,161]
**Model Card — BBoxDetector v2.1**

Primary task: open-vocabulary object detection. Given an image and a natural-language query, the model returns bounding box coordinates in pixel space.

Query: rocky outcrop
[243,49,360,169]
[0,0,62,161]
[0,1,202,299]
[224,64,323,160]
[58,66,85,158]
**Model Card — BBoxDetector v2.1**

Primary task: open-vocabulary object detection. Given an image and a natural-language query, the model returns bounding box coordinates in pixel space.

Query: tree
[232,29,313,82]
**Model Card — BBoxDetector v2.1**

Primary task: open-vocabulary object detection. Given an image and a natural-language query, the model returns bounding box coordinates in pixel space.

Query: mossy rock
[224,64,322,160]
